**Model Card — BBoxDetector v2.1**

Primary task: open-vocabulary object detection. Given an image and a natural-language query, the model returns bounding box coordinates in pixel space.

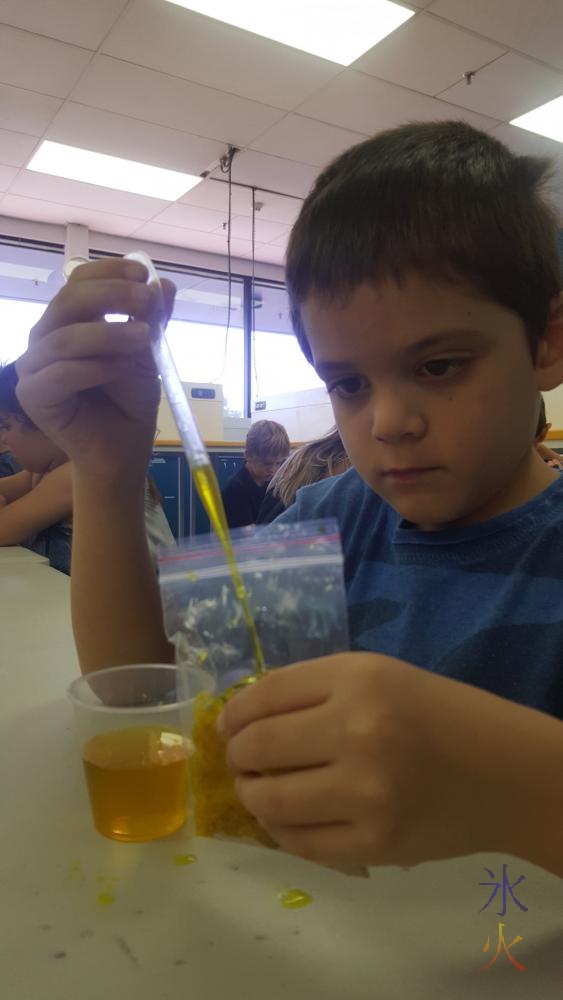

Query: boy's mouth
[382,467,439,483]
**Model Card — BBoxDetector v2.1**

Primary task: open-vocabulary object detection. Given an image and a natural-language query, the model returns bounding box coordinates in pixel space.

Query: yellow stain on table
[278,889,313,909]
[173,854,197,866]
[96,892,116,906]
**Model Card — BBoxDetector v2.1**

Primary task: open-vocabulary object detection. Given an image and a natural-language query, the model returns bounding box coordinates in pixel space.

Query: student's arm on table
[15,259,176,673]
[0,462,72,545]
[0,470,33,504]
[219,653,563,878]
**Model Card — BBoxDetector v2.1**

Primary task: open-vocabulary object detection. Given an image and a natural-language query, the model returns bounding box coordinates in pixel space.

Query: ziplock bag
[158,519,349,846]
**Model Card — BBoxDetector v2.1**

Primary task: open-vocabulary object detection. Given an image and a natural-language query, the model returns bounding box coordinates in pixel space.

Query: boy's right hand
[16,259,176,484]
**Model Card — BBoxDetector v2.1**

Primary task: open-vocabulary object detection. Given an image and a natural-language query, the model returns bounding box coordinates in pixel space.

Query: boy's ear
[536,293,563,391]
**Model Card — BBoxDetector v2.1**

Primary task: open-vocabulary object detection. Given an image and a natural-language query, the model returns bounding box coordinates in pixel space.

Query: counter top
[1,548,562,998]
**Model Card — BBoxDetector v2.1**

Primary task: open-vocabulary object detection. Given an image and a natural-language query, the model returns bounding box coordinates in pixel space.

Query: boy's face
[302,274,556,529]
[0,413,65,474]
[246,452,287,486]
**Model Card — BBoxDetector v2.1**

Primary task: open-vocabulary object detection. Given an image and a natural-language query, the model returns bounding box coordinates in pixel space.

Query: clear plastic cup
[68,664,214,842]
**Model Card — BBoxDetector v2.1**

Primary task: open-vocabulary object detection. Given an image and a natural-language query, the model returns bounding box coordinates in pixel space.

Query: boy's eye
[418,358,465,379]
[327,376,368,399]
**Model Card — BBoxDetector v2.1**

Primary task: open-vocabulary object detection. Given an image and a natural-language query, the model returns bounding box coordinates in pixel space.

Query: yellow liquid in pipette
[192,462,265,676]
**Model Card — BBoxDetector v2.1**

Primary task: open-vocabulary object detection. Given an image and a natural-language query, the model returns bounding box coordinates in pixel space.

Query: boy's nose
[369,391,426,444]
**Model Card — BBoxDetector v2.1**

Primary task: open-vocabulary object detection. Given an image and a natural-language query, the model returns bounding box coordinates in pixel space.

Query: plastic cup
[68,664,215,842]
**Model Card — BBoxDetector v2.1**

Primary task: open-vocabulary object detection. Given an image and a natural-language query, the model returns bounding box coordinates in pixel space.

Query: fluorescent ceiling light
[176,288,242,309]
[0,261,53,282]
[27,141,203,200]
[510,94,563,145]
[165,0,414,65]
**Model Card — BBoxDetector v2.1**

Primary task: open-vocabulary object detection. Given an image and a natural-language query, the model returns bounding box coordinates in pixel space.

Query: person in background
[221,419,290,528]
[0,442,20,478]
[535,394,563,469]
[0,361,72,571]
[0,362,173,572]
[257,426,350,524]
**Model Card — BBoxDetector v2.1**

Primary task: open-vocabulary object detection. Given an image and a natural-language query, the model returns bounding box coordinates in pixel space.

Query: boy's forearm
[71,469,174,673]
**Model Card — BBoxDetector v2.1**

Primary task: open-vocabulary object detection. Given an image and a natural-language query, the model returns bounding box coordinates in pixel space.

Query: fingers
[227,703,334,773]
[19,320,151,376]
[266,822,369,867]
[17,357,133,410]
[218,658,338,739]
[236,765,346,827]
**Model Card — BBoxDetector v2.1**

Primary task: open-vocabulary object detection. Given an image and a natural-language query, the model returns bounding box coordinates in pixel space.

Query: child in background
[0,443,20,478]
[535,394,563,469]
[0,361,72,570]
[257,426,350,523]
[221,419,290,528]
[14,120,563,878]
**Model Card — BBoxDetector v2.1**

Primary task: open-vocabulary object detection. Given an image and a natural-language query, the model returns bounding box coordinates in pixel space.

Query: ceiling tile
[297,70,500,135]
[0,26,92,98]
[0,129,39,166]
[102,0,340,111]
[213,216,291,243]
[353,13,505,96]
[131,220,254,260]
[10,170,169,220]
[491,122,563,164]
[0,83,61,136]
[45,103,224,175]
[255,243,286,266]
[0,163,18,190]
[439,53,563,122]
[0,0,129,49]
[0,192,140,236]
[70,55,286,147]
[427,0,563,71]
[250,115,367,167]
[217,150,318,199]
[180,179,303,225]
[150,202,227,232]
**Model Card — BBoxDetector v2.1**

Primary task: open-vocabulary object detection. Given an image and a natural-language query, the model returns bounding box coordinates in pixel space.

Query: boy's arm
[0,464,71,545]
[0,470,33,504]
[219,653,563,877]
[71,471,173,672]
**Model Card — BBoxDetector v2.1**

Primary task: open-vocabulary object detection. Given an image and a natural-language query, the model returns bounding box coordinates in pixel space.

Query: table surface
[1,546,562,999]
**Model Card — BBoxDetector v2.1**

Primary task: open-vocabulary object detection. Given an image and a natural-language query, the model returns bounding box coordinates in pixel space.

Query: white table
[1,549,562,999]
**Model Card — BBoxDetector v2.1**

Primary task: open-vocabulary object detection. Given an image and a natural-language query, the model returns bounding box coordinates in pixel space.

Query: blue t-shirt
[278,468,563,719]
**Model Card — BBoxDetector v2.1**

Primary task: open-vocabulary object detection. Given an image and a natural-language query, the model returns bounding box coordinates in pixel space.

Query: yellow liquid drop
[192,462,265,676]
[278,889,313,909]
[97,893,115,906]
[173,854,197,866]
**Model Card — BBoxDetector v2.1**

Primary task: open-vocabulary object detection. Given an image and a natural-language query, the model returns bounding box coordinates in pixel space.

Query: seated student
[0,361,72,571]
[0,443,20,478]
[257,426,350,523]
[535,394,563,469]
[221,420,290,528]
[14,120,563,879]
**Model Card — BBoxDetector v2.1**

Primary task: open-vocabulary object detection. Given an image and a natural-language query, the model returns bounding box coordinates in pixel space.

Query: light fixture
[27,140,203,200]
[164,0,414,65]
[510,94,563,145]
[176,288,243,309]
[0,261,53,282]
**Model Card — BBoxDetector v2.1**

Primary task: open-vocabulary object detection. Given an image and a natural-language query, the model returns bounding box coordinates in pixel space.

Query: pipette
[125,251,265,676]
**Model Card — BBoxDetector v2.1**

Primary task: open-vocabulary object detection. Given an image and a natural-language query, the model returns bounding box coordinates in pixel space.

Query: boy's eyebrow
[315,329,489,374]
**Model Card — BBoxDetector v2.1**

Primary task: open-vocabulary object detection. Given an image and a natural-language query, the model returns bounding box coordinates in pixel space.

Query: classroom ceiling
[0,0,562,269]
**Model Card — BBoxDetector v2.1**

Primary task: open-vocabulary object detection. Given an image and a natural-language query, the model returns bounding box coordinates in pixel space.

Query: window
[251,283,324,404]
[0,242,64,364]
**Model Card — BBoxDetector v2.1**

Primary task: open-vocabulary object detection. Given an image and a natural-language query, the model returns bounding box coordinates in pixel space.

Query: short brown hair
[286,121,561,364]
[246,420,290,460]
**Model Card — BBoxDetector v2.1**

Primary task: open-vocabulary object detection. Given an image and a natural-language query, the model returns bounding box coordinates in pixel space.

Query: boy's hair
[267,426,350,508]
[0,362,35,426]
[286,121,561,363]
[246,420,290,460]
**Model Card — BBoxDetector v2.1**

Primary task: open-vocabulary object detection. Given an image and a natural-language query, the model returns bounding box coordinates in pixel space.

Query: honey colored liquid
[82,726,189,842]
[192,462,265,675]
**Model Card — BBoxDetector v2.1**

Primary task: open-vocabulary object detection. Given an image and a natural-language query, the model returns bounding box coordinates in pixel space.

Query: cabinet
[150,447,243,540]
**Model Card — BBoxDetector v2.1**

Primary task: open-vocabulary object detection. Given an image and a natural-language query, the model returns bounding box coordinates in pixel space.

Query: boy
[15,121,563,877]
[222,419,290,528]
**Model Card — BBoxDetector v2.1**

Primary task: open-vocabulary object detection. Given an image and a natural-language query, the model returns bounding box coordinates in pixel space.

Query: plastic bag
[158,519,349,847]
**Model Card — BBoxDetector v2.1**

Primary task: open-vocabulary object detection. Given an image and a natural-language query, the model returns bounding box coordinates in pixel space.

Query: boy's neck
[418,450,559,531]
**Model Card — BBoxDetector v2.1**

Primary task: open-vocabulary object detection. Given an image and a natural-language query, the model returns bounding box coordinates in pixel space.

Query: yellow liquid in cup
[82,726,189,842]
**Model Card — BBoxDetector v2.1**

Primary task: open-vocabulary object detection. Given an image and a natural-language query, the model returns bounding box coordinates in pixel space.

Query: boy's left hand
[218,653,530,869]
